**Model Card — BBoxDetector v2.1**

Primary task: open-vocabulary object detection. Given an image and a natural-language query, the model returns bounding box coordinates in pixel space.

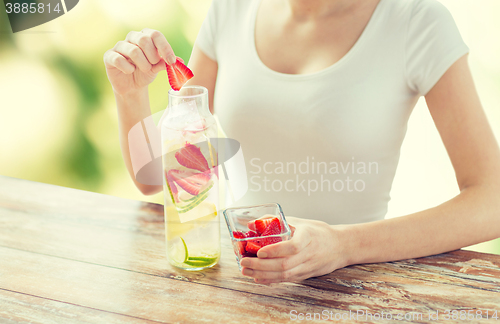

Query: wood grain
[0,289,161,324]
[1,175,500,323]
[0,247,334,324]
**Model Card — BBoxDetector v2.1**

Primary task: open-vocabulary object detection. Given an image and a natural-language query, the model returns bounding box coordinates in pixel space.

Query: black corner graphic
[4,0,79,33]
[64,0,77,12]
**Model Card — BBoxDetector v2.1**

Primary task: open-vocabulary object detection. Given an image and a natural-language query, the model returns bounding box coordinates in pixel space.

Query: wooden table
[1,176,499,323]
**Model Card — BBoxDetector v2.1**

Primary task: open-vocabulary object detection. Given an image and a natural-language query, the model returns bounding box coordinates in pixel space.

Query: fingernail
[242,268,253,276]
[240,259,251,267]
[258,251,268,258]
[167,55,176,65]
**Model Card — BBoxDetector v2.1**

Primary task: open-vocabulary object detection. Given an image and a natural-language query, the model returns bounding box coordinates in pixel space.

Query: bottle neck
[165,86,212,131]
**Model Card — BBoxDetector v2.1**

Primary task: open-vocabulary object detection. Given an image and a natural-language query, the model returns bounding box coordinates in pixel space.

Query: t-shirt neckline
[248,0,385,80]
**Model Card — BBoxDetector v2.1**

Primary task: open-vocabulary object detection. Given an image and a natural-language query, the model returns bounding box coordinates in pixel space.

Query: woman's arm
[240,55,500,284]
[343,54,500,265]
[186,45,218,115]
[105,29,217,195]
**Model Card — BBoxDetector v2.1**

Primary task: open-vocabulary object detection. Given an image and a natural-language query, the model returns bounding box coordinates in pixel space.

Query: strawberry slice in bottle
[168,169,211,196]
[175,142,210,173]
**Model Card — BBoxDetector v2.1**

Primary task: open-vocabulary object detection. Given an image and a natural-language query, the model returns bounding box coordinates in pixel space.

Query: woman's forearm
[115,88,163,195]
[340,183,500,266]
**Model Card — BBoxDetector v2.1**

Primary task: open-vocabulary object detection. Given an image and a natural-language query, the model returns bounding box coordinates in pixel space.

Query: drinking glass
[223,203,292,270]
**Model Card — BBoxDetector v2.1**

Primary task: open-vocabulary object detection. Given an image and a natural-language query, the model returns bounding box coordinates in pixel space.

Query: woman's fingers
[103,50,135,74]
[257,227,311,258]
[151,60,166,74]
[106,29,172,76]
[141,28,176,64]
[247,220,256,231]
[113,41,152,73]
[240,254,304,272]
[241,262,309,282]
[125,31,161,65]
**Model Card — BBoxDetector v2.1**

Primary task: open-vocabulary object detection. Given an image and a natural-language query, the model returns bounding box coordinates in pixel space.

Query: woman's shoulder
[204,0,257,33]
[208,0,257,16]
[383,0,453,20]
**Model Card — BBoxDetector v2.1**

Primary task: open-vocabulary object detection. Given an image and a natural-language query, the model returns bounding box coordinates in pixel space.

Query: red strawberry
[261,218,282,236]
[233,231,246,255]
[233,231,246,239]
[241,251,256,258]
[245,230,258,238]
[261,236,282,246]
[260,218,283,246]
[175,143,210,173]
[168,169,210,196]
[166,57,194,91]
[245,241,262,255]
[255,217,280,235]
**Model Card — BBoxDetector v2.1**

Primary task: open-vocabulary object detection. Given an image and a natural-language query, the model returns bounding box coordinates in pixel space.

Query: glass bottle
[161,86,220,270]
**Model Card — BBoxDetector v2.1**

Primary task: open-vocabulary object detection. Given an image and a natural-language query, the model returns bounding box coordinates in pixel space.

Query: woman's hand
[103,28,176,95]
[240,217,349,284]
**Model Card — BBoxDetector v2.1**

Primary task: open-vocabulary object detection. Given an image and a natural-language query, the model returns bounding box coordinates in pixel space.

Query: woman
[104,0,500,284]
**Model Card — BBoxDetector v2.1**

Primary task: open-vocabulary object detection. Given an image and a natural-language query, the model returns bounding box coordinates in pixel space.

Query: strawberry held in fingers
[165,56,194,91]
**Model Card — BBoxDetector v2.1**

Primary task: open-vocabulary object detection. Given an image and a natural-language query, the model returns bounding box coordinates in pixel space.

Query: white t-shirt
[194,0,469,224]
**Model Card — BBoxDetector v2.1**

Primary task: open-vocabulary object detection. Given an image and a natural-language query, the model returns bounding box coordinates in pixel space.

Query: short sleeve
[405,0,469,96]
[194,0,219,61]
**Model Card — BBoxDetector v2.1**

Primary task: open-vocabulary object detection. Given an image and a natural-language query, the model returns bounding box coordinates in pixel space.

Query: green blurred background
[0,0,209,201]
[0,0,499,254]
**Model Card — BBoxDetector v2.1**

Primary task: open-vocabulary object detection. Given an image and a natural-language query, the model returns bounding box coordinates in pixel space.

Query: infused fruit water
[161,86,220,270]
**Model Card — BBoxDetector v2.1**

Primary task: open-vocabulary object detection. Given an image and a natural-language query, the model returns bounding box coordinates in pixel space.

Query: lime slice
[168,237,188,264]
[180,182,214,203]
[177,193,209,213]
[184,256,219,267]
[176,189,214,213]
[165,179,177,204]
[180,237,188,262]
